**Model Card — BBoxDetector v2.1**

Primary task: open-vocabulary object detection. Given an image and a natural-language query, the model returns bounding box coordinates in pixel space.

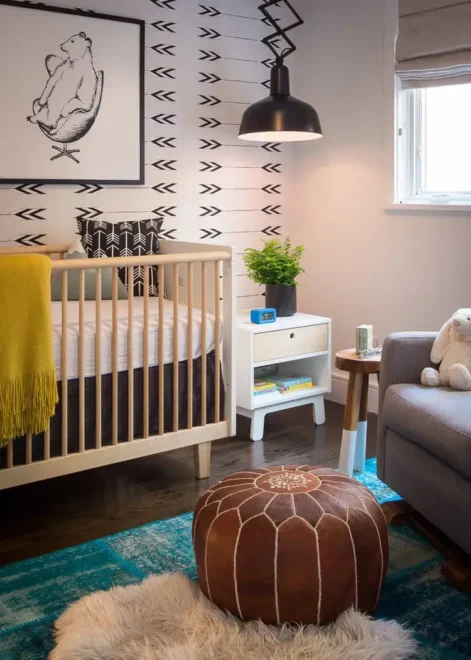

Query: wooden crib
[0,240,235,490]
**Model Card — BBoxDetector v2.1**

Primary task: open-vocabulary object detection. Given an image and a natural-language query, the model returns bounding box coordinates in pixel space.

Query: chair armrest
[377,332,436,479]
[379,332,436,416]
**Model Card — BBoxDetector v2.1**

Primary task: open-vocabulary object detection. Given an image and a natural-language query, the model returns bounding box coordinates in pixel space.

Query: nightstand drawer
[254,323,328,363]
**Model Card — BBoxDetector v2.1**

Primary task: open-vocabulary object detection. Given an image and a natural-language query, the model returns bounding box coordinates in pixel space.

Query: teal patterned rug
[1,459,470,659]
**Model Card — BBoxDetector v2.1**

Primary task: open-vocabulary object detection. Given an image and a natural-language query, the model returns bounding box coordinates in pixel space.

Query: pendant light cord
[259,0,304,64]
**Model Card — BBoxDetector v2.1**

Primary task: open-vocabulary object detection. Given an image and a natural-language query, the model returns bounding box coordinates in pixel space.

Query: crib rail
[0,242,235,490]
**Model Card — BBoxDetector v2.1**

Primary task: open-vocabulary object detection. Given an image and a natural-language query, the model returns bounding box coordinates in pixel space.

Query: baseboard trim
[326,369,379,415]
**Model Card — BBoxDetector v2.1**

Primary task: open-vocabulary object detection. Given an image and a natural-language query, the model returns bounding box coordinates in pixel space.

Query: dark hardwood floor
[0,402,377,566]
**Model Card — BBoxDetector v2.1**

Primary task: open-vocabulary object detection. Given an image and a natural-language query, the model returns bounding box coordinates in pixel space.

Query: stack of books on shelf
[270,375,314,394]
[253,379,278,396]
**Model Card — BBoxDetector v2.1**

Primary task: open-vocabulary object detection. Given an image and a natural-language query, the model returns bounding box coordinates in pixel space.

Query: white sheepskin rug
[50,573,417,660]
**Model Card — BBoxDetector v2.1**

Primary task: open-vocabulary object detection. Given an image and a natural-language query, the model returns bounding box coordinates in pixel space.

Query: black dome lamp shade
[239,0,322,143]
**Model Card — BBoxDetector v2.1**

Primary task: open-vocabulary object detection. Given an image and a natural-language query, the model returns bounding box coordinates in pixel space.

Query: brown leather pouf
[193,465,389,626]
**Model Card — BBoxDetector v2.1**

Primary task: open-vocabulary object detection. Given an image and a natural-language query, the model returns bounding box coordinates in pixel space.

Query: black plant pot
[265,284,297,317]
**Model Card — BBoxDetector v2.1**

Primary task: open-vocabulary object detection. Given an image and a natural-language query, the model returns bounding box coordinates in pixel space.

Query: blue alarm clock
[250,308,277,324]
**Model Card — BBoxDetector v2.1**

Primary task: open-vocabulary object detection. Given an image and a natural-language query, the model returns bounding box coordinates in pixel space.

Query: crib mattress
[51,299,218,380]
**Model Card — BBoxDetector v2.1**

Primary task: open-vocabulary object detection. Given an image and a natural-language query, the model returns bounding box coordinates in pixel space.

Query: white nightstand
[236,311,332,441]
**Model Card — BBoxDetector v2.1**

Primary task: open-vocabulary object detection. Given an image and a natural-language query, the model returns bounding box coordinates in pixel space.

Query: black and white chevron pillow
[77,218,163,296]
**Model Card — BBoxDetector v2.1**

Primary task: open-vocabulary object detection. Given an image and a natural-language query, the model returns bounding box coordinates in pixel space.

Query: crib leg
[194,442,211,479]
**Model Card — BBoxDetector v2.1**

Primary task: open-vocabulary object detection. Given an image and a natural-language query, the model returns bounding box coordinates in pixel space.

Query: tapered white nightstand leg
[312,396,325,425]
[354,421,367,472]
[339,430,357,476]
[250,410,266,442]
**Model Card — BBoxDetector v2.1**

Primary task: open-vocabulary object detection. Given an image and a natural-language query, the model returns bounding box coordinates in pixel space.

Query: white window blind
[396,0,471,88]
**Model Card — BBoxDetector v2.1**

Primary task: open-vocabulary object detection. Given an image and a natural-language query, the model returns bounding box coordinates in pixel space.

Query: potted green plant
[243,238,305,317]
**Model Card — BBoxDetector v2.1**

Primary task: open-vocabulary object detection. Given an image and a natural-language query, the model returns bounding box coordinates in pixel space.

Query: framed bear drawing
[0,1,145,184]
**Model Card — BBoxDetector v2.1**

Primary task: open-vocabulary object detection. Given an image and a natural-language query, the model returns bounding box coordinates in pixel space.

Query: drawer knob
[290,332,295,339]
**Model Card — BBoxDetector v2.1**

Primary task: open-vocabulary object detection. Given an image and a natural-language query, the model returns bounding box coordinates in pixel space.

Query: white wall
[291,0,471,362]
[0,0,289,307]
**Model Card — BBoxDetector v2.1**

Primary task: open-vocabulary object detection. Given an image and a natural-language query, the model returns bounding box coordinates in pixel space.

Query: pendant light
[239,0,323,143]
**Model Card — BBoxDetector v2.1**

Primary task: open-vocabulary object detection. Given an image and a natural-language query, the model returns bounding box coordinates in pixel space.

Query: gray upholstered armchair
[377,333,471,558]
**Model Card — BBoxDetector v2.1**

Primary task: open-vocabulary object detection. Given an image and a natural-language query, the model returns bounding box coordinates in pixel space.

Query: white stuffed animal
[421,309,471,391]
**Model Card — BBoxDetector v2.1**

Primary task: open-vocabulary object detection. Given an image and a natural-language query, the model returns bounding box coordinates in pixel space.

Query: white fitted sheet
[51,299,217,380]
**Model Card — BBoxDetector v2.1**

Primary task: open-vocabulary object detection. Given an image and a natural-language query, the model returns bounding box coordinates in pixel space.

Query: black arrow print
[262,184,282,195]
[199,184,222,195]
[151,159,177,170]
[262,205,281,215]
[14,208,46,221]
[151,90,176,102]
[15,233,47,246]
[262,163,282,174]
[199,26,265,43]
[152,137,177,148]
[15,183,45,195]
[151,113,176,125]
[200,228,222,239]
[198,50,273,67]
[199,95,221,106]
[149,0,176,8]
[198,50,221,62]
[199,72,221,84]
[200,161,222,172]
[262,143,282,152]
[199,139,222,150]
[261,79,271,89]
[200,206,222,217]
[262,226,282,236]
[261,16,282,27]
[158,228,177,239]
[153,206,177,217]
[199,27,220,39]
[151,67,176,79]
[198,5,221,17]
[150,44,176,56]
[153,182,177,194]
[152,21,176,33]
[76,184,103,194]
[199,117,222,129]
[75,208,103,221]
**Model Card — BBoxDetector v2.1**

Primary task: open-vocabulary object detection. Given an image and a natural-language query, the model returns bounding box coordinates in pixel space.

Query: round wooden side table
[335,349,381,476]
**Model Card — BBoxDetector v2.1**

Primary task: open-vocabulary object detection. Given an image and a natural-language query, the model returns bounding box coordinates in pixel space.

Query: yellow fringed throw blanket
[0,255,58,445]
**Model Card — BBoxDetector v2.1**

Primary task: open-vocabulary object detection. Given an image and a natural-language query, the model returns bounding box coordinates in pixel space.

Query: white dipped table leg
[354,420,367,472]
[339,429,357,476]
[338,372,362,476]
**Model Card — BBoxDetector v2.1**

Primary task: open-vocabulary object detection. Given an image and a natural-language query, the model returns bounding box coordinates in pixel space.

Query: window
[397,83,471,205]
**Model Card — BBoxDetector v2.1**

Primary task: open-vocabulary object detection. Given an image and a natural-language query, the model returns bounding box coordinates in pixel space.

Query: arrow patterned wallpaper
[0,0,290,306]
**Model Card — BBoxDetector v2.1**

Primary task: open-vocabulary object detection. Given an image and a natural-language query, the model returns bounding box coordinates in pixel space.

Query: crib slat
[26,433,32,465]
[128,266,134,442]
[78,269,85,453]
[95,269,102,449]
[187,263,193,430]
[143,266,150,439]
[214,261,221,424]
[7,440,13,468]
[44,426,50,461]
[158,264,165,435]
[61,271,68,456]
[112,268,119,445]
[173,264,179,432]
[201,262,207,427]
